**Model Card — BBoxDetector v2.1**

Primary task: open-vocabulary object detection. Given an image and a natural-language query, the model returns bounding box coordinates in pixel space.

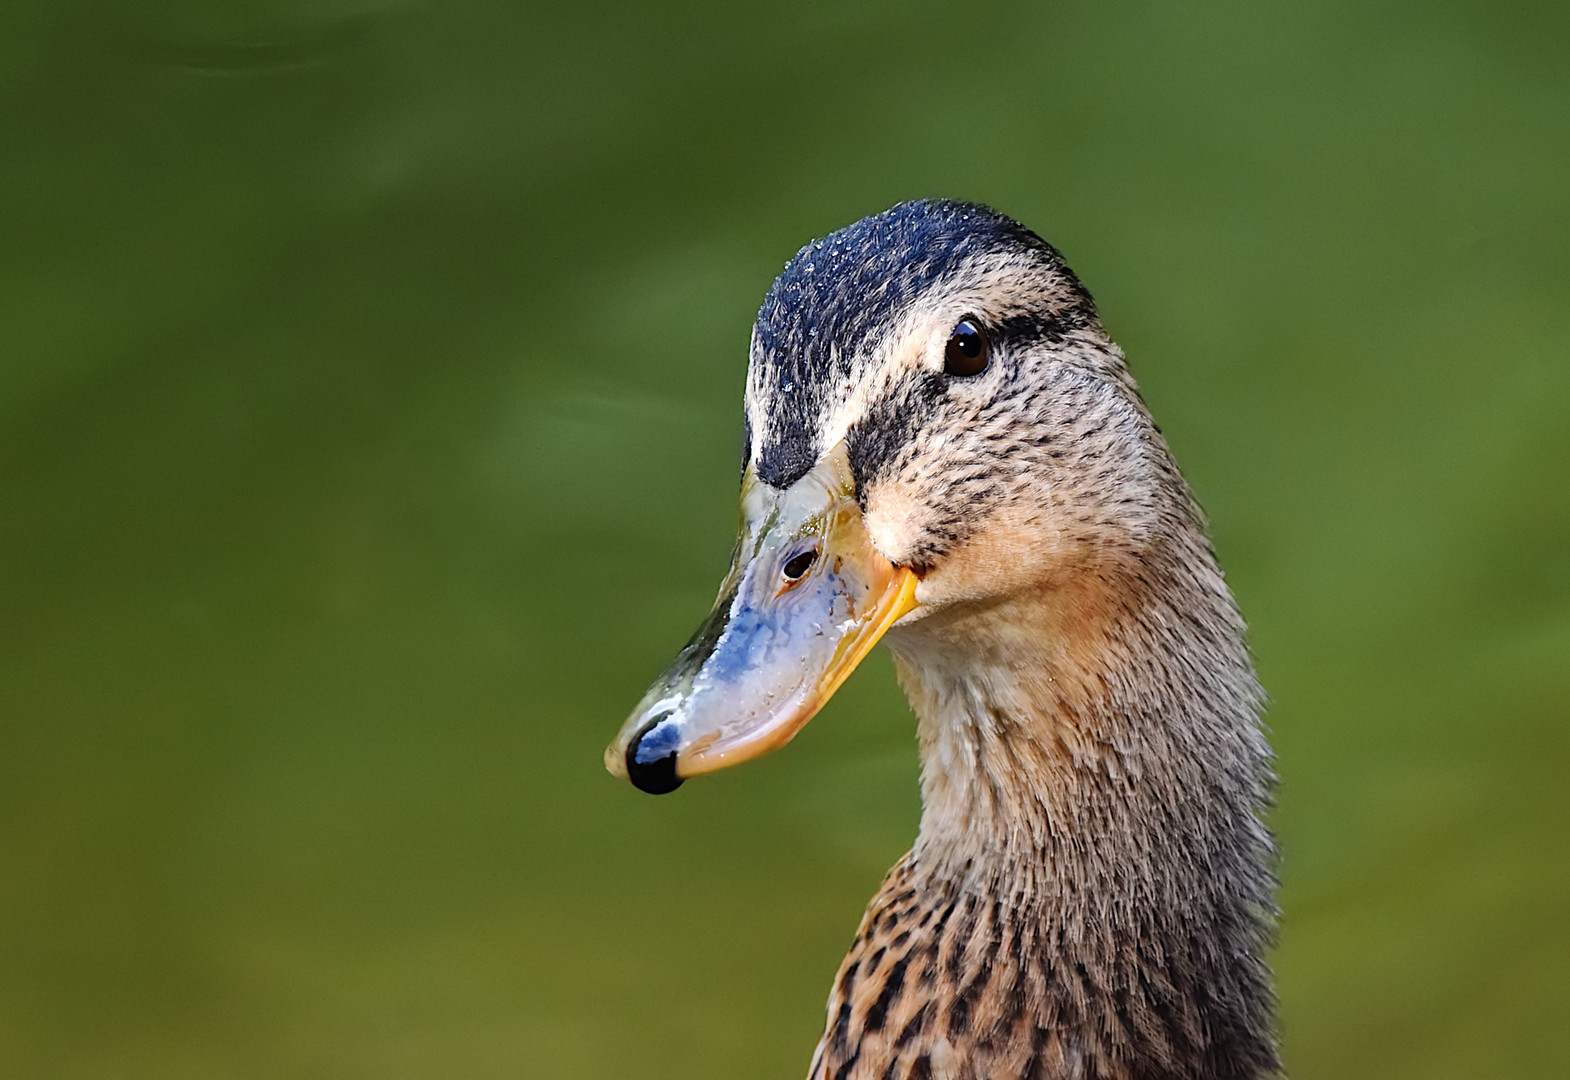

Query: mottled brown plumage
[803,469,1279,1080]
[766,204,1280,1079]
[611,201,1280,1079]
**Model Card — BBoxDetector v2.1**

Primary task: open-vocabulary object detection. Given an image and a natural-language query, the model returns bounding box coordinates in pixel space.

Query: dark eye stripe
[844,372,946,497]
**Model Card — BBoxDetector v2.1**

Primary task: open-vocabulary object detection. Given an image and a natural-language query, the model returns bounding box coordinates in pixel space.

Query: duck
[605,199,1280,1080]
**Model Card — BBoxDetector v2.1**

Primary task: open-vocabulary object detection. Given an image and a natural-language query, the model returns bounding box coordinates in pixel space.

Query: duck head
[605,199,1153,795]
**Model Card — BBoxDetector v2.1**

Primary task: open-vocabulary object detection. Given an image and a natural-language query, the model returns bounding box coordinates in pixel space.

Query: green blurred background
[2,1,1567,1076]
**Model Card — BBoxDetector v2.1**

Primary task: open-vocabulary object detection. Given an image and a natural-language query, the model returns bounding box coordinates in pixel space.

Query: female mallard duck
[606,200,1279,1080]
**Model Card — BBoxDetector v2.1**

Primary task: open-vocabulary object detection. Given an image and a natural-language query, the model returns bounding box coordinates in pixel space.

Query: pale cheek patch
[916,502,1082,609]
[862,477,928,566]
[867,465,1091,603]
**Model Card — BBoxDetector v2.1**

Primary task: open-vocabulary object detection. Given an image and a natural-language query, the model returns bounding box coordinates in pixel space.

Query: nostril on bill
[781,549,817,581]
[626,711,684,795]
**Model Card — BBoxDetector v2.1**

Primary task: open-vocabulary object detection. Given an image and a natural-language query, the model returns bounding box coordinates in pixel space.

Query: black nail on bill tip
[626,713,684,795]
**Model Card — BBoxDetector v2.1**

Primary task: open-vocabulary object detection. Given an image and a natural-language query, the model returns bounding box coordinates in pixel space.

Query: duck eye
[782,549,818,582]
[944,317,989,376]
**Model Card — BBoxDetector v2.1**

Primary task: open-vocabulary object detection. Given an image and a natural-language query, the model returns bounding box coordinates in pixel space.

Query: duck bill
[605,443,918,794]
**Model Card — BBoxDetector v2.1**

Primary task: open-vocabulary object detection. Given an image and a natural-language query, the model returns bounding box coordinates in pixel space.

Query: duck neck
[884,548,1280,1077]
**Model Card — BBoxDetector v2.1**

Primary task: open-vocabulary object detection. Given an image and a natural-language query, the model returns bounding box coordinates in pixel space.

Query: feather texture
[737,202,1280,1079]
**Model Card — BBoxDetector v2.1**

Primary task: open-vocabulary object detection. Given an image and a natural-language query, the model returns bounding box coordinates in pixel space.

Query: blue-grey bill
[606,443,918,791]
